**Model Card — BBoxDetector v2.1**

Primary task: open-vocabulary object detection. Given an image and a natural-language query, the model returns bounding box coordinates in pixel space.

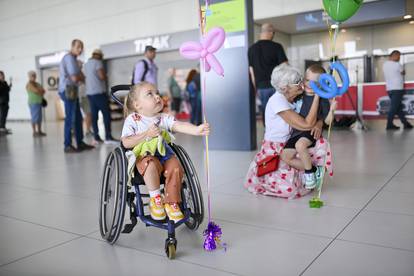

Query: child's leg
[163,156,184,203]
[163,156,185,222]
[137,156,166,220]
[281,149,306,171]
[295,137,313,171]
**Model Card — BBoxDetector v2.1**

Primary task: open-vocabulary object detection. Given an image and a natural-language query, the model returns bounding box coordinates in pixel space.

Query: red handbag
[256,154,280,177]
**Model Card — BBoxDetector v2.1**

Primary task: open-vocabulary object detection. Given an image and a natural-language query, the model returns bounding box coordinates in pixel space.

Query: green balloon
[323,0,363,22]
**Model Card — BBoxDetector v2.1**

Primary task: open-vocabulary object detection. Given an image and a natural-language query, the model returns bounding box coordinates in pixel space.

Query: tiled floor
[1,121,414,276]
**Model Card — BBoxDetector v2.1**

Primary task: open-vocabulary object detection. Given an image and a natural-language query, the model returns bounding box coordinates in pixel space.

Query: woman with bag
[244,63,332,198]
[26,71,46,137]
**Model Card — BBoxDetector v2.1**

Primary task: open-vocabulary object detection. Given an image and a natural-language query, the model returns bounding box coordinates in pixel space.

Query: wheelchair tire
[171,144,204,230]
[99,146,128,244]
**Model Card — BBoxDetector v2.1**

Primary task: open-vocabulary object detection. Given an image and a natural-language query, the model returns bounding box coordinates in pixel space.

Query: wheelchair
[99,85,204,259]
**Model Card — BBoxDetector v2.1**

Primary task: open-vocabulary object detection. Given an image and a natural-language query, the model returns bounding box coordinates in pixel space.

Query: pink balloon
[179,27,226,77]
[179,41,203,59]
[202,27,226,53]
[206,54,224,76]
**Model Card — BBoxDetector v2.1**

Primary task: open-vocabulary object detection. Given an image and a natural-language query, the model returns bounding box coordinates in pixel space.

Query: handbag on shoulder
[65,85,78,101]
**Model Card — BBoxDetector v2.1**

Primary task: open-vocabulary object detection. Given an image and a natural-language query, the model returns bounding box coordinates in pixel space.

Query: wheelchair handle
[110,84,131,107]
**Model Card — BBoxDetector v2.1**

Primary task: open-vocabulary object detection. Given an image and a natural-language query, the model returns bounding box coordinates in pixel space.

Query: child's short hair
[306,64,326,75]
[123,81,152,118]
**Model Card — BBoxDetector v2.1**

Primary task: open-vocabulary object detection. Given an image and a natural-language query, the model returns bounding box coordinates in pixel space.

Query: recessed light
[404,14,412,19]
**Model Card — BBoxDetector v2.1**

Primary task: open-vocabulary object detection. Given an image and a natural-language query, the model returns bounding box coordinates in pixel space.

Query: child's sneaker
[165,203,184,223]
[303,173,316,190]
[149,195,166,220]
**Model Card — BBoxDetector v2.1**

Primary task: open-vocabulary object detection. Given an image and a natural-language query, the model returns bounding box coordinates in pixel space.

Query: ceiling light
[404,14,412,19]
[331,24,339,29]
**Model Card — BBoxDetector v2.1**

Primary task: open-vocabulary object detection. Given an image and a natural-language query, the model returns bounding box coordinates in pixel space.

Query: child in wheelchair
[121,82,210,223]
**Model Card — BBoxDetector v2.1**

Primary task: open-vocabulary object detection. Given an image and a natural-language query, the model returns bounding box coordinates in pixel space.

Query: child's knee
[295,140,308,152]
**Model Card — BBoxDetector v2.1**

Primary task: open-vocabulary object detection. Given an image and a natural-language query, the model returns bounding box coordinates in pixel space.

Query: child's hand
[146,124,161,138]
[196,123,210,136]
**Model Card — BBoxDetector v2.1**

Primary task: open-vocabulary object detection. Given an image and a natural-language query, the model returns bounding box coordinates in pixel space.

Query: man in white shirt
[383,50,412,130]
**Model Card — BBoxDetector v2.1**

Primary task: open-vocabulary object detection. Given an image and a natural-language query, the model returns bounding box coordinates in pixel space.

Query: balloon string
[198,0,211,222]
[317,105,335,199]
[316,7,340,200]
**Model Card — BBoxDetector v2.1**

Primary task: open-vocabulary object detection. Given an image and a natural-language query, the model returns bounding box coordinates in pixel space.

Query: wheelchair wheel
[99,146,128,244]
[172,144,204,230]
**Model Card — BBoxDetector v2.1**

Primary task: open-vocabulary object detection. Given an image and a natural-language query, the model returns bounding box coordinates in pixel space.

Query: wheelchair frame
[98,85,204,259]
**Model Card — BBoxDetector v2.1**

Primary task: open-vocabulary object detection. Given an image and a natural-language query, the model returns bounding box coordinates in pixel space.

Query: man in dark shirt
[0,71,12,134]
[248,23,288,125]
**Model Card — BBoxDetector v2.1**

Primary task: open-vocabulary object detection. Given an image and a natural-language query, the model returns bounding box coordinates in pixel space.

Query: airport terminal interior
[1,0,414,275]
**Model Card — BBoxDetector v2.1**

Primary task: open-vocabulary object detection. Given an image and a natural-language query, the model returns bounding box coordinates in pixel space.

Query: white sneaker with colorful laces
[149,195,166,220]
[165,203,184,223]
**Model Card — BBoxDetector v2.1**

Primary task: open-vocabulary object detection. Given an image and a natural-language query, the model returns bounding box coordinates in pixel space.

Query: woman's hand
[311,120,323,139]
[146,124,161,138]
[196,123,210,136]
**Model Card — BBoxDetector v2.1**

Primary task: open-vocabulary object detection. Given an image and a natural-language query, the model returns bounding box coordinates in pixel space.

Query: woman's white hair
[270,63,302,93]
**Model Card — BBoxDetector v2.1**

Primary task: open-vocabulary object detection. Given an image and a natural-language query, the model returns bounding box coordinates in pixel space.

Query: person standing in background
[26,71,46,137]
[77,60,92,137]
[383,50,413,130]
[84,49,117,144]
[58,39,94,153]
[167,68,182,116]
[185,69,202,125]
[0,71,12,135]
[248,23,288,126]
[132,45,158,86]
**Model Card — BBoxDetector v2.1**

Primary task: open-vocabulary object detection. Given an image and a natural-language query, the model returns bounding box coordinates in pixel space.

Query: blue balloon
[311,61,350,99]
[331,62,350,96]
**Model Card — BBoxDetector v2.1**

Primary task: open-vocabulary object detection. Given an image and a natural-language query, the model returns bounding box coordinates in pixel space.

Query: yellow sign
[204,0,246,33]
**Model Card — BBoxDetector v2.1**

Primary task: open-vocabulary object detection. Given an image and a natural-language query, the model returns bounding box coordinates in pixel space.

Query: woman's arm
[279,110,315,130]
[27,83,44,96]
[279,95,320,130]
[172,121,210,136]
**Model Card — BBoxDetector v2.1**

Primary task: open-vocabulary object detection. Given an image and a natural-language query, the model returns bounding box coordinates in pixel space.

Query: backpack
[131,59,149,85]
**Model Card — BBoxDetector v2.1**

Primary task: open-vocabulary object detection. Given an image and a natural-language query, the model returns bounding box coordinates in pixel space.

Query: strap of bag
[131,59,149,84]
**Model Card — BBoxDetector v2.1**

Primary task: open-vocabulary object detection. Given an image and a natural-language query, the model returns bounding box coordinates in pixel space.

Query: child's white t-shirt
[121,113,176,138]
[264,92,294,143]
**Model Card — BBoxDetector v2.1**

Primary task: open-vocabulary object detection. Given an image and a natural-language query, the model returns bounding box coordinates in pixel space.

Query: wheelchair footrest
[122,217,137,234]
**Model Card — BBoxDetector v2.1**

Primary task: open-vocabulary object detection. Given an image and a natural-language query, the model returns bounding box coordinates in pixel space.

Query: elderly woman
[26,71,46,137]
[244,63,333,198]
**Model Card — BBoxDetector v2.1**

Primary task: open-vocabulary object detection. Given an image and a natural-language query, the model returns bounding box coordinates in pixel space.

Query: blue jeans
[258,87,275,126]
[87,93,112,140]
[387,90,409,127]
[59,92,83,148]
[189,95,202,125]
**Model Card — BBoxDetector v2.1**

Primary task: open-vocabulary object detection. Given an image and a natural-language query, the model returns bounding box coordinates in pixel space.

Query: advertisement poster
[204,0,246,33]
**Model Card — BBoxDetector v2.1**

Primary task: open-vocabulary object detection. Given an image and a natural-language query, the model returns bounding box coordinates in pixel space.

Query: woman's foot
[149,195,166,220]
[165,203,184,223]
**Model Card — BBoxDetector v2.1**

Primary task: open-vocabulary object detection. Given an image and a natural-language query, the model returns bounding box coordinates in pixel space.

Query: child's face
[304,70,320,95]
[134,84,163,116]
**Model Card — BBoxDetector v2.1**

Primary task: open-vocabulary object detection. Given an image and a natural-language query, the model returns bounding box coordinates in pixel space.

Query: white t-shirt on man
[264,91,294,142]
[121,113,176,138]
[383,60,404,91]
